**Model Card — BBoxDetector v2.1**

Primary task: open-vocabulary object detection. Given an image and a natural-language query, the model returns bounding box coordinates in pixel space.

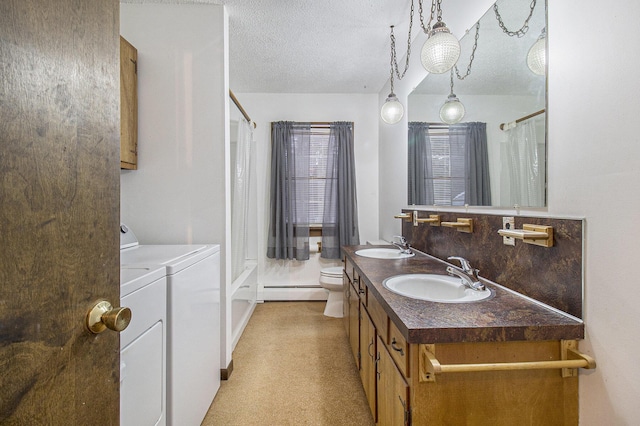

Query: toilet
[319,266,345,318]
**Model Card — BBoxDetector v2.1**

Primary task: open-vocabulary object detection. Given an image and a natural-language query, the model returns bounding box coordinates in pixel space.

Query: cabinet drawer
[388,320,410,378]
[366,294,388,344]
[354,275,366,301]
[344,258,354,282]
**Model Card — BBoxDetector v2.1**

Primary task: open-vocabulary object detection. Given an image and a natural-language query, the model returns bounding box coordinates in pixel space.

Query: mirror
[408,0,546,207]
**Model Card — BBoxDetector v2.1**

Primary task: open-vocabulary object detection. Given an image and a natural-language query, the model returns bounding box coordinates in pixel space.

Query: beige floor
[202,301,375,426]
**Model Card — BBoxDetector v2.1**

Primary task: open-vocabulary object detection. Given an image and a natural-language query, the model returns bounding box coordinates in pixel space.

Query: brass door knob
[86,300,132,334]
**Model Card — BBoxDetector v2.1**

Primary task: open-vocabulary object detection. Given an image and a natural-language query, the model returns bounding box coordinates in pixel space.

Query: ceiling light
[381,25,412,125]
[440,94,465,124]
[527,28,546,75]
[381,93,404,124]
[421,21,460,74]
[440,70,465,124]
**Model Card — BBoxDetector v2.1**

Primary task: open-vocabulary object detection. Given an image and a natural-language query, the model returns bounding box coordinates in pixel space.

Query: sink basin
[382,274,493,303]
[355,248,415,259]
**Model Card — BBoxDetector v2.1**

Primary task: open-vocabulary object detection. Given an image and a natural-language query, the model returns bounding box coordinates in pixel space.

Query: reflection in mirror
[408,0,546,207]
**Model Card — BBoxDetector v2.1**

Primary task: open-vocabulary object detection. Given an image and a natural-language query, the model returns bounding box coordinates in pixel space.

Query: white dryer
[120,265,167,426]
[120,225,221,426]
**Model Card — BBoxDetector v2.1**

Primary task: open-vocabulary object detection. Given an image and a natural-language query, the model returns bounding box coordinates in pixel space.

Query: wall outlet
[502,216,515,246]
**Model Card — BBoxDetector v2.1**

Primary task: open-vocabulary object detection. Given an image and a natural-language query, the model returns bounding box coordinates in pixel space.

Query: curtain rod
[229,90,257,129]
[269,122,353,127]
[500,109,545,130]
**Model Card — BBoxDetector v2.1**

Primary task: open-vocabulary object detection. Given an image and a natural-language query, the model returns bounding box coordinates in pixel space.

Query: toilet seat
[320,266,343,278]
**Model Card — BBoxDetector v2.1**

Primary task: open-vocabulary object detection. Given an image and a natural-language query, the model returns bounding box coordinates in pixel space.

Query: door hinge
[130,58,137,74]
[400,396,411,426]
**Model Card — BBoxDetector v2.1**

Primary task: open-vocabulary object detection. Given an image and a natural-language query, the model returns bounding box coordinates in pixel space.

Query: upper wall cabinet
[120,36,138,170]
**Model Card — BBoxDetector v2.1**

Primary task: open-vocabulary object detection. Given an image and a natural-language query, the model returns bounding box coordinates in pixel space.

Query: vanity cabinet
[344,257,410,424]
[120,36,138,170]
[342,251,588,425]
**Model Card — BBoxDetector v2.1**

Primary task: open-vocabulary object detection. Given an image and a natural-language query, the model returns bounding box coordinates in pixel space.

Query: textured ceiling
[122,0,413,93]
[224,0,414,94]
[121,0,545,95]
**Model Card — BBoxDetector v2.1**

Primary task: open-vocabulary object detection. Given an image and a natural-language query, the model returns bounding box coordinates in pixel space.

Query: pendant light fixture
[439,22,480,124]
[380,0,463,123]
[419,0,460,74]
[527,27,546,75]
[440,69,465,124]
[421,20,460,74]
[381,11,414,124]
[381,93,404,124]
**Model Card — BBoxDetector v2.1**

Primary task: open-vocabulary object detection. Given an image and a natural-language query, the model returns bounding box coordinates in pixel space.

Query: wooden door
[360,307,377,421]
[377,336,410,426]
[343,274,350,333]
[348,282,360,366]
[0,0,121,423]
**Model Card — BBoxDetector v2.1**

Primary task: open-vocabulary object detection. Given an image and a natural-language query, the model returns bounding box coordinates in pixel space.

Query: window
[289,125,332,235]
[308,126,331,226]
[427,125,466,206]
[268,121,359,260]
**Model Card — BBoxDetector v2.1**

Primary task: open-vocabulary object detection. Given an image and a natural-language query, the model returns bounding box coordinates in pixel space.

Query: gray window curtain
[408,122,433,205]
[267,121,311,260]
[461,122,491,206]
[321,122,360,259]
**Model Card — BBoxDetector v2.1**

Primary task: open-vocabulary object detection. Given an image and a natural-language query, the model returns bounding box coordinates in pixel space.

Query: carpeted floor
[202,301,375,426]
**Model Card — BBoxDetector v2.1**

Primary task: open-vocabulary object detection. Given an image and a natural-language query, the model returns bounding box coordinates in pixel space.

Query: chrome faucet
[391,235,412,254]
[446,256,486,291]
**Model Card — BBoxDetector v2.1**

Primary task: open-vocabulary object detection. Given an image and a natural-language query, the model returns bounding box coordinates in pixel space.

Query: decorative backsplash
[401,210,584,318]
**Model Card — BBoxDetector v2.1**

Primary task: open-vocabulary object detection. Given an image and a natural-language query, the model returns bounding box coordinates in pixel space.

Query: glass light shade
[439,94,465,124]
[421,22,461,74]
[527,36,546,75]
[381,94,404,124]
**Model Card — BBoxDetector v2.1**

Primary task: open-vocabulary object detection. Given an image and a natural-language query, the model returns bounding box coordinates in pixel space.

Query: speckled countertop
[343,246,584,344]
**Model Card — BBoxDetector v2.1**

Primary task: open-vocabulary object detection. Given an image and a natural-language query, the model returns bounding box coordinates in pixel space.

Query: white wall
[379,0,640,422]
[232,93,379,300]
[120,4,235,369]
[548,1,640,423]
[120,4,227,244]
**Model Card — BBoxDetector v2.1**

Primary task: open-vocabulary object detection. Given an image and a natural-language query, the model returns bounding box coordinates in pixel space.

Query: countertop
[342,245,584,344]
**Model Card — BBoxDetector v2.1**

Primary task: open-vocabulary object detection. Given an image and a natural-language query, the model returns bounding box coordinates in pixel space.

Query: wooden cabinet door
[1,0,121,423]
[348,282,360,366]
[120,36,138,169]
[360,307,377,421]
[377,336,410,426]
[343,274,350,333]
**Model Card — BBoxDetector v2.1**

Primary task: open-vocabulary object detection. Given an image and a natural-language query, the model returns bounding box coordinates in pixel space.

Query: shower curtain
[231,117,253,281]
[500,119,546,207]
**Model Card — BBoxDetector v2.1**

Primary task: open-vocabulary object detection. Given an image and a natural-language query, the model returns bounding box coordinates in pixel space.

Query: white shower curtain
[500,119,546,207]
[231,117,253,281]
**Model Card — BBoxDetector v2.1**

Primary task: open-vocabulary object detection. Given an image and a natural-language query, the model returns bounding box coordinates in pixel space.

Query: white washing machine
[120,265,167,426]
[120,225,221,426]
